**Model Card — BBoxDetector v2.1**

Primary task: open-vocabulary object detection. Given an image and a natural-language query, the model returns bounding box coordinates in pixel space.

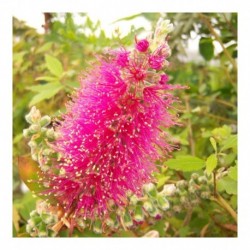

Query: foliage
[13,13,237,237]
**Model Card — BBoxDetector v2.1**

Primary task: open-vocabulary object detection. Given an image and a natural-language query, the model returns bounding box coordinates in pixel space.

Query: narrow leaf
[220,135,237,152]
[206,154,217,175]
[210,137,217,152]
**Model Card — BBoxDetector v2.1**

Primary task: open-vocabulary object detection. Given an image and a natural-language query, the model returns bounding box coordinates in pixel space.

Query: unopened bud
[93,219,102,234]
[26,224,33,234]
[200,191,211,199]
[41,213,54,224]
[30,210,39,218]
[198,176,208,185]
[40,115,51,127]
[148,207,162,220]
[76,219,86,230]
[38,223,47,237]
[142,230,160,237]
[143,200,154,212]
[25,107,41,124]
[173,205,182,213]
[191,173,199,182]
[133,206,144,223]
[123,210,133,228]
[143,183,157,198]
[176,180,188,190]
[157,195,170,211]
[129,195,138,205]
[46,128,56,140]
[161,184,176,196]
[23,128,32,138]
[28,140,37,150]
[28,217,42,227]
[29,124,41,134]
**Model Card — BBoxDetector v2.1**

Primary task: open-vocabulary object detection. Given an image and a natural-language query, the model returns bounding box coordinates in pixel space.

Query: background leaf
[45,54,63,77]
[199,37,214,61]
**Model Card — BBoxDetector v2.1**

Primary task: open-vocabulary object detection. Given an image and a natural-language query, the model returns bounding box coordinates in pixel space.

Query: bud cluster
[23,106,58,171]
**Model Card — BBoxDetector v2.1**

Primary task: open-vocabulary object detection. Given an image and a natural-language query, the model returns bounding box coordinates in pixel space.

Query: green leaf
[165,155,205,172]
[206,154,217,175]
[210,137,217,152]
[27,82,62,92]
[228,166,237,181]
[45,54,63,77]
[36,42,53,54]
[29,83,63,106]
[217,176,237,195]
[220,135,237,152]
[199,37,214,61]
[35,76,58,82]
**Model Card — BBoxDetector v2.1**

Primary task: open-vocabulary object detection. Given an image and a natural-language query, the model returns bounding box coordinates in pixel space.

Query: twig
[199,13,237,71]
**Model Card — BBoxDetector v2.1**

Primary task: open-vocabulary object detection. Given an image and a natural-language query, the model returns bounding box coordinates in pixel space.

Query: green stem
[211,194,237,223]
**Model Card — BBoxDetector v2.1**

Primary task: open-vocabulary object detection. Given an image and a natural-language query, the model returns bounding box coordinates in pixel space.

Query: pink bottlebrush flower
[42,22,184,220]
[159,74,169,85]
[135,38,149,52]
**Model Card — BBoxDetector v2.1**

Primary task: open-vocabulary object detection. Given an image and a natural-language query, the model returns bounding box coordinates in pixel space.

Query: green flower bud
[160,184,176,196]
[28,217,42,227]
[76,219,86,230]
[198,176,208,185]
[129,195,139,205]
[30,210,39,218]
[123,210,133,228]
[41,213,55,224]
[142,230,160,237]
[26,224,33,234]
[191,173,199,182]
[133,206,144,223]
[180,196,189,205]
[25,106,41,124]
[23,128,32,138]
[46,128,56,140]
[29,124,41,134]
[200,191,211,199]
[176,180,188,191]
[143,183,157,198]
[40,115,51,127]
[105,212,117,228]
[28,140,37,150]
[157,195,170,211]
[143,200,154,212]
[38,223,47,237]
[93,219,102,234]
[148,207,162,220]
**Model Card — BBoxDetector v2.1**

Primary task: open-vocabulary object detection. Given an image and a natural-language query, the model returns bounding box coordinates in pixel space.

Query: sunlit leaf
[165,155,205,172]
[199,37,214,61]
[206,154,217,175]
[45,54,63,77]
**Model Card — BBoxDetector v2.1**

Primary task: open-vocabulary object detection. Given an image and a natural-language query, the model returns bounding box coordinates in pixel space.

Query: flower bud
[160,184,176,196]
[25,106,41,124]
[28,140,37,150]
[38,223,47,237]
[41,213,55,224]
[143,183,157,198]
[133,206,144,223]
[23,128,32,138]
[198,176,208,185]
[148,207,162,220]
[157,195,170,211]
[76,218,86,230]
[129,195,139,205]
[29,124,41,134]
[93,219,102,234]
[143,200,154,212]
[30,210,39,218]
[26,224,33,234]
[176,180,188,191]
[28,217,42,228]
[123,210,133,228]
[46,128,56,140]
[136,39,149,52]
[173,205,181,213]
[40,115,51,127]
[200,191,211,199]
[142,230,159,237]
[41,164,50,172]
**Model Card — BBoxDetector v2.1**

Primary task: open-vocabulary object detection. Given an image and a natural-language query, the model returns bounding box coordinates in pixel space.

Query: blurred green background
[13,13,237,237]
